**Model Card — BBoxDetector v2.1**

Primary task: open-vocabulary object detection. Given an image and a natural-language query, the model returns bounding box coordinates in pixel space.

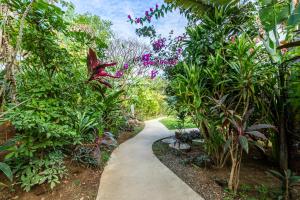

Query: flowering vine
[128,4,173,26]
[127,3,187,79]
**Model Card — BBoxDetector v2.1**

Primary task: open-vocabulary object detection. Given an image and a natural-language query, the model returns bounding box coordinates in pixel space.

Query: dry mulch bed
[153,138,284,200]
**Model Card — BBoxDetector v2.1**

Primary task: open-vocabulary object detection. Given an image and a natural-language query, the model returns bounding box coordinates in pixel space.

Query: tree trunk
[278,66,289,171]
[228,144,242,193]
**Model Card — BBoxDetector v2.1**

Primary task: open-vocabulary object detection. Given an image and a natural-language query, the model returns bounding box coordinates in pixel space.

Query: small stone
[169,143,191,151]
[162,138,176,144]
[192,139,205,146]
[12,196,18,200]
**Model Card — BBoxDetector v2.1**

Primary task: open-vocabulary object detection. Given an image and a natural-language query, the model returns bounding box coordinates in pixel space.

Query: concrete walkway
[96,119,204,200]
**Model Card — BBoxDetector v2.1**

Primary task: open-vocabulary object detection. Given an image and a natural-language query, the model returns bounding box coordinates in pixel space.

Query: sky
[69,0,187,42]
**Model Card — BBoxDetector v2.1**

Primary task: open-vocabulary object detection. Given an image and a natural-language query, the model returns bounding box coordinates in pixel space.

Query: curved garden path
[96,118,204,200]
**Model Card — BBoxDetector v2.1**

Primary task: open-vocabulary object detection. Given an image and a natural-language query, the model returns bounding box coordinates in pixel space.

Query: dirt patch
[117,122,145,144]
[153,139,283,200]
[1,160,102,200]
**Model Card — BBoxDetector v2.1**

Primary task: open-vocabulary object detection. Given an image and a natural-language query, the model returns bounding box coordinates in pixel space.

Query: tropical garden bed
[153,137,286,200]
[0,122,144,200]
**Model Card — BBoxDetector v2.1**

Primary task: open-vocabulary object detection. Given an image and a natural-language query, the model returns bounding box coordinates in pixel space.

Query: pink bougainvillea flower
[177,48,183,55]
[151,70,158,79]
[128,15,132,20]
[177,36,183,42]
[115,70,124,78]
[147,16,151,22]
[152,38,166,51]
[87,48,119,88]
[143,61,149,67]
[136,18,141,24]
[123,63,129,69]
[142,53,151,62]
[150,8,154,12]
[145,11,149,16]
[156,4,159,9]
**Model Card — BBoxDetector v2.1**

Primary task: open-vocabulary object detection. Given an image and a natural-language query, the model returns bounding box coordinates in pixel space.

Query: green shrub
[14,151,67,191]
[159,117,196,130]
[72,146,101,168]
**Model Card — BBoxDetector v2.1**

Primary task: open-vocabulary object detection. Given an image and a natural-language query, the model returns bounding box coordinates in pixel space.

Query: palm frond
[165,0,234,17]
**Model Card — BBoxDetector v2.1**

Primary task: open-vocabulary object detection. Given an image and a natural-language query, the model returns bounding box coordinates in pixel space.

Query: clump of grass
[159,117,197,130]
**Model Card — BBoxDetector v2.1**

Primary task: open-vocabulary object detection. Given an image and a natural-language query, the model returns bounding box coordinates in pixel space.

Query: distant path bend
[96,118,204,200]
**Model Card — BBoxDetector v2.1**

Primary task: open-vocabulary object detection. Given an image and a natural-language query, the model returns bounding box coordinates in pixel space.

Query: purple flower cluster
[124,63,129,69]
[152,38,166,51]
[142,59,178,67]
[176,34,187,42]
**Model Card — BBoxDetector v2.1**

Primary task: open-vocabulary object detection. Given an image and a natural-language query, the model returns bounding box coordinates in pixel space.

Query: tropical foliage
[1,0,300,198]
[0,0,166,191]
[128,0,300,195]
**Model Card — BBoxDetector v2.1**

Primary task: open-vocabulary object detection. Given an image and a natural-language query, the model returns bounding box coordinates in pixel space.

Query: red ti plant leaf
[87,48,119,88]
[229,118,243,135]
[245,131,267,140]
[246,124,276,132]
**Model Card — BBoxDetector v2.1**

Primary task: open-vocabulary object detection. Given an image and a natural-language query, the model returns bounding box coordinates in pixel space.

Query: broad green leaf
[288,3,300,26]
[0,162,13,182]
[268,169,284,179]
[238,135,249,153]
[290,175,300,185]
[0,140,15,151]
[224,138,232,152]
[259,3,289,31]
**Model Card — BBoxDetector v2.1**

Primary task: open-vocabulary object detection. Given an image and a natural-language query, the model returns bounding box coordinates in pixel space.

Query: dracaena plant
[268,169,300,200]
[212,95,276,192]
